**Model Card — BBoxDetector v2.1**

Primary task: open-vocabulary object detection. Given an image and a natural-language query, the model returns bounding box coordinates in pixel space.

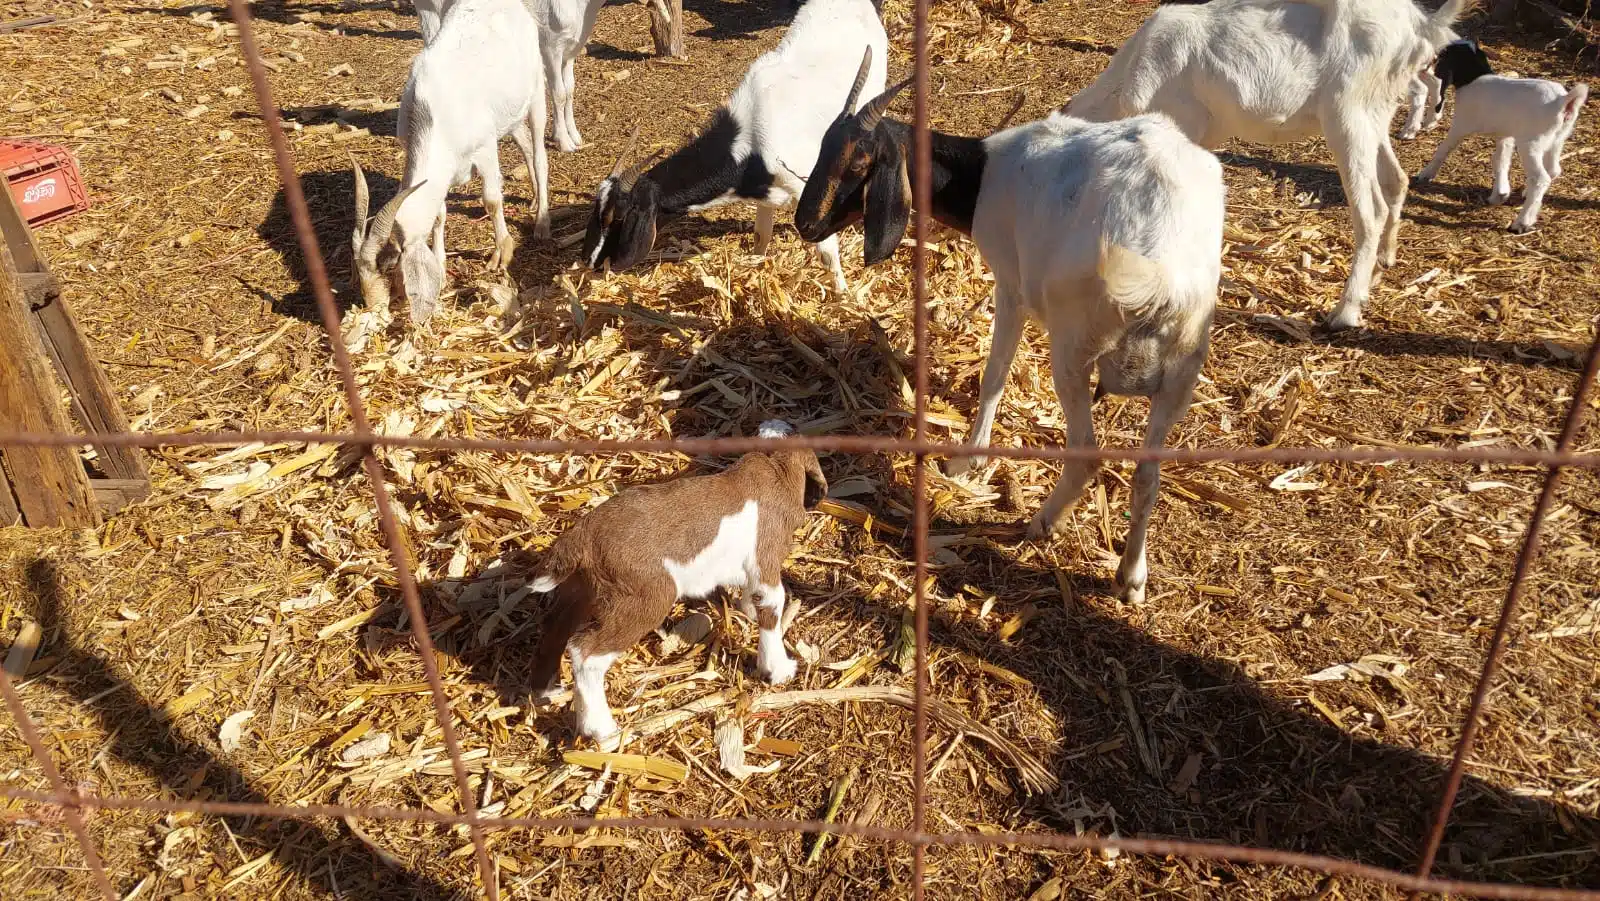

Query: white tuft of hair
[757,419,794,439]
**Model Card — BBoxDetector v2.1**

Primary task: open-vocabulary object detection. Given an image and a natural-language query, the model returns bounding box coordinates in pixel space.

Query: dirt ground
[1,0,1598,898]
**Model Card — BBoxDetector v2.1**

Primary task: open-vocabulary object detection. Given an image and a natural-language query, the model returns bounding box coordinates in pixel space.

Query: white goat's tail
[1424,0,1472,46]
[1560,83,1589,124]
[1098,241,1169,320]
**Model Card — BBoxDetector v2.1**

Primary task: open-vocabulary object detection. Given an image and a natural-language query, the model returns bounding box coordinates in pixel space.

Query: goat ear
[801,452,828,509]
[862,145,911,266]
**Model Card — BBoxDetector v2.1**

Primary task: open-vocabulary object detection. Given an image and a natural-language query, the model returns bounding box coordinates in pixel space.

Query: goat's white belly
[662,499,760,598]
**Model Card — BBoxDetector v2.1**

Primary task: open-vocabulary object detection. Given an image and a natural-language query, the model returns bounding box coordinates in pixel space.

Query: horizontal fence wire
[0,428,1597,467]
[0,0,1595,899]
[2,786,1599,901]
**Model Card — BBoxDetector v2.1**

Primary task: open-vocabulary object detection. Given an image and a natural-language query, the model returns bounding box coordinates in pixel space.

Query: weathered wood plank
[2,184,149,485]
[0,240,98,528]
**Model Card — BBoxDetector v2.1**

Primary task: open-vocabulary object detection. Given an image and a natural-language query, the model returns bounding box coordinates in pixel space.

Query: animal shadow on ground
[12,558,472,900]
[413,468,1599,891]
[1222,307,1590,372]
[258,168,585,322]
[683,0,796,41]
[132,1,423,41]
[889,507,1599,887]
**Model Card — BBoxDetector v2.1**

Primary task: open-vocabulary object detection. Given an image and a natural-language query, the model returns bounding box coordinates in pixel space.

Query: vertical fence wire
[1412,327,1600,887]
[222,2,499,897]
[909,0,936,895]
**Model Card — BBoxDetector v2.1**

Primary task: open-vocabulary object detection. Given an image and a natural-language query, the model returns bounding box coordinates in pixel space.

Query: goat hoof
[1508,221,1535,235]
[760,656,798,686]
[593,731,622,753]
[1024,512,1061,542]
[1322,306,1364,332]
[942,456,984,479]
[533,685,564,706]
[1486,192,1509,207]
[1120,582,1147,605]
[1398,129,1418,141]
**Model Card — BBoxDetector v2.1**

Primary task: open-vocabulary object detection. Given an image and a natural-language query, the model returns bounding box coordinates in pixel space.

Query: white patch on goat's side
[662,499,759,599]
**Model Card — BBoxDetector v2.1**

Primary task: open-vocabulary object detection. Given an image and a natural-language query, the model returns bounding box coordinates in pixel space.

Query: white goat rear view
[351,0,552,325]
[796,54,1226,603]
[531,0,608,152]
[527,421,827,748]
[1414,40,1588,233]
[1064,0,1466,330]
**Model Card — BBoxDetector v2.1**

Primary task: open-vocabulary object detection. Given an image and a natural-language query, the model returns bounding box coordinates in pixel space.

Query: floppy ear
[861,141,911,266]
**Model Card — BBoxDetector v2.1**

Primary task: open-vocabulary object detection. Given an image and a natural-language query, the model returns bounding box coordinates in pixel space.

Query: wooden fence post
[647,0,685,59]
[0,238,99,528]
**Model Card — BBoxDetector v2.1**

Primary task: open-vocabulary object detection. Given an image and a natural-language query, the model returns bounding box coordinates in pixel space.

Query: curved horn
[843,45,873,115]
[610,122,643,180]
[358,179,427,265]
[858,76,913,131]
[351,154,370,239]
[620,148,666,190]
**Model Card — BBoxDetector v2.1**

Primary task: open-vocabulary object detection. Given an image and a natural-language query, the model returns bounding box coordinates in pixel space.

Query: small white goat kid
[796,55,1226,603]
[351,0,551,324]
[1413,40,1589,234]
[1064,0,1466,330]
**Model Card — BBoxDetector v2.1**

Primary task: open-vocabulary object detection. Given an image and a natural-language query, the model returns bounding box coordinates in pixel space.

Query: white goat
[528,420,827,748]
[1400,69,1446,139]
[1064,0,1466,331]
[413,0,451,44]
[351,0,551,324]
[413,0,603,153]
[796,55,1226,603]
[582,0,888,293]
[530,0,608,152]
[1414,40,1589,233]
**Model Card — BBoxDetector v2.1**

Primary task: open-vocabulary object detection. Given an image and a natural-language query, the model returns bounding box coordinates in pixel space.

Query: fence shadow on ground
[13,558,472,900]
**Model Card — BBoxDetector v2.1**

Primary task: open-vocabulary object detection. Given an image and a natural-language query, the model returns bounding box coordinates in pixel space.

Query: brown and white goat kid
[527,421,827,748]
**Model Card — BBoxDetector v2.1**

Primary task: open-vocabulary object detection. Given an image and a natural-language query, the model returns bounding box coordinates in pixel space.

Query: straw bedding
[1,0,1596,898]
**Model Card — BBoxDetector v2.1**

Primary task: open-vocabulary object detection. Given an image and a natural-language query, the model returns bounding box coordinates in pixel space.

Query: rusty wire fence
[1,0,1598,898]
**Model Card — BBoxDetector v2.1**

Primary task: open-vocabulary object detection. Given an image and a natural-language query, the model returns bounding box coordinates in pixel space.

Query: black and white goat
[351,0,552,325]
[581,0,888,293]
[1063,0,1466,331]
[528,420,827,748]
[795,53,1226,603]
[1413,40,1588,234]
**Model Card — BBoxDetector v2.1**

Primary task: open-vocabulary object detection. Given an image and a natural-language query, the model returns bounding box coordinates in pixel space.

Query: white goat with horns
[352,0,551,325]
[1064,0,1467,330]
[795,52,1227,603]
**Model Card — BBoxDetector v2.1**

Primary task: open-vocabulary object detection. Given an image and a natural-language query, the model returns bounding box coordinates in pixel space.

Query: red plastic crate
[2,139,90,227]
